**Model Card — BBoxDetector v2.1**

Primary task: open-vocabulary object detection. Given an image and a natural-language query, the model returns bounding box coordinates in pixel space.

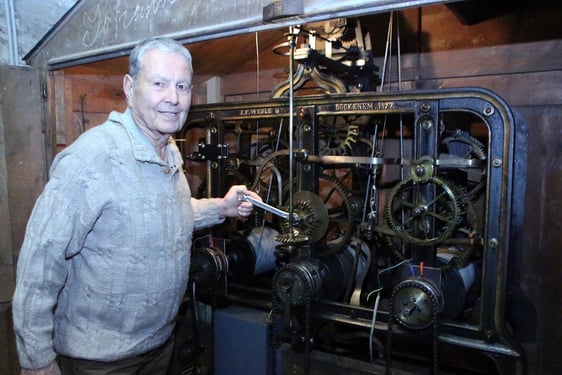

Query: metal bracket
[263,0,304,22]
[189,142,229,161]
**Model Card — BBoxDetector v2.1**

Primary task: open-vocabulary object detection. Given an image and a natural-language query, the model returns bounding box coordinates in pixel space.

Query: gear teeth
[280,198,317,243]
[275,233,309,244]
[385,177,460,246]
[441,132,486,160]
[278,174,355,255]
[320,124,360,156]
[440,131,487,202]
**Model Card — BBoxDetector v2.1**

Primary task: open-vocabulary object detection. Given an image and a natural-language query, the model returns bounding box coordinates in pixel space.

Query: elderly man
[13,37,260,375]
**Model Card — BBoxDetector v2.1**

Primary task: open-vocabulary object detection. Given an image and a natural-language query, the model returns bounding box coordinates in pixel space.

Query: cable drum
[245,226,282,275]
[391,277,444,330]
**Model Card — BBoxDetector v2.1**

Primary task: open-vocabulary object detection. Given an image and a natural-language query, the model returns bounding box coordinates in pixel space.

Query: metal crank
[238,193,300,224]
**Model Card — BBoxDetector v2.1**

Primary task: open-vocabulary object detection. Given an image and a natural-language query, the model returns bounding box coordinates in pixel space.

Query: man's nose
[165,86,179,104]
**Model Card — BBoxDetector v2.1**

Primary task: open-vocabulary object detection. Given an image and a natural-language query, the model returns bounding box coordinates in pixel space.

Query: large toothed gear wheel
[320,124,359,156]
[317,173,357,255]
[385,177,461,246]
[440,130,487,202]
[441,130,486,161]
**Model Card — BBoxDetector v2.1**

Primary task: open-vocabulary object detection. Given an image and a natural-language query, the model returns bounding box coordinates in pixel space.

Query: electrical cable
[377,258,413,288]
[368,289,382,362]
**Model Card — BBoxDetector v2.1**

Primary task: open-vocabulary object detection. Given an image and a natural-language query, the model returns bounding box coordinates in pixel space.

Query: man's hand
[21,361,61,375]
[220,185,262,218]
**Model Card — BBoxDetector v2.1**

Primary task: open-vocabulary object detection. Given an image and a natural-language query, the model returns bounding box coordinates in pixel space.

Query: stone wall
[0,0,76,65]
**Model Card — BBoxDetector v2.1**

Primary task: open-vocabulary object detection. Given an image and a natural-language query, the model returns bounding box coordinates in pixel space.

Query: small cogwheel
[279,191,328,244]
[409,156,435,183]
[275,232,309,245]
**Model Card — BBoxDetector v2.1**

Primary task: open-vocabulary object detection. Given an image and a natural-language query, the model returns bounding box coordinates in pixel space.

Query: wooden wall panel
[516,105,562,374]
[53,73,125,148]
[68,75,125,113]
[0,73,14,304]
[216,40,562,105]
[0,66,46,300]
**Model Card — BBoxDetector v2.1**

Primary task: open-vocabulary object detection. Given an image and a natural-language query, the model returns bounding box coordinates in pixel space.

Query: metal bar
[4,0,20,65]
[288,26,296,237]
[239,193,298,222]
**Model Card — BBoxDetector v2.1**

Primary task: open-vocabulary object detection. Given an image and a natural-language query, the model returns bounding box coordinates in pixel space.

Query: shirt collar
[110,109,183,169]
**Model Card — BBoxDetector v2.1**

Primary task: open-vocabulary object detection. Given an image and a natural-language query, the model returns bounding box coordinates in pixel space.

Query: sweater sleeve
[12,152,105,369]
[190,198,226,230]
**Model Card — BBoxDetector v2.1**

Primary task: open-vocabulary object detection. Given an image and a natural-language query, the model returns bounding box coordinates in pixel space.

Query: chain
[431,286,440,375]
[303,276,312,375]
[177,280,202,374]
[270,281,282,375]
[385,294,395,375]
[270,264,316,375]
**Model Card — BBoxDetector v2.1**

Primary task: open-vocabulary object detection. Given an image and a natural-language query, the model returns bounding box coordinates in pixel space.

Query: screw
[483,106,495,116]
[420,102,431,112]
[485,330,495,343]
[421,119,433,130]
[414,207,426,216]
[492,158,502,167]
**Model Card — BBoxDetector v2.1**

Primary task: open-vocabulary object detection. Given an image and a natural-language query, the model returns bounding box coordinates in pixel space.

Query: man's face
[124,49,192,141]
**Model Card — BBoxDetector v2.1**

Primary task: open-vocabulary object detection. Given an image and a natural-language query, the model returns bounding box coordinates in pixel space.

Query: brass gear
[277,174,357,255]
[277,191,329,245]
[316,173,357,255]
[409,156,435,183]
[440,130,487,202]
[441,130,486,160]
[385,176,461,246]
[275,232,310,245]
[320,123,359,156]
[377,178,479,268]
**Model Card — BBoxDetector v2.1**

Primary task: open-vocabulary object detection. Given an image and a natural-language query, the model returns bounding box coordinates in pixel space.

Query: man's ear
[123,74,134,100]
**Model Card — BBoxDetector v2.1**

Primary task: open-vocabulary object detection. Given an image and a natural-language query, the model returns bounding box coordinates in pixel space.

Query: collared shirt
[13,109,225,369]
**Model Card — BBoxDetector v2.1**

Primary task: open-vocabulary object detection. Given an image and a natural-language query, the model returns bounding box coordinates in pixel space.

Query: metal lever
[239,193,300,224]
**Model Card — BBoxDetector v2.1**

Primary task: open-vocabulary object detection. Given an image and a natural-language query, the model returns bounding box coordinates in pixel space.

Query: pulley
[190,246,228,288]
[390,276,444,330]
